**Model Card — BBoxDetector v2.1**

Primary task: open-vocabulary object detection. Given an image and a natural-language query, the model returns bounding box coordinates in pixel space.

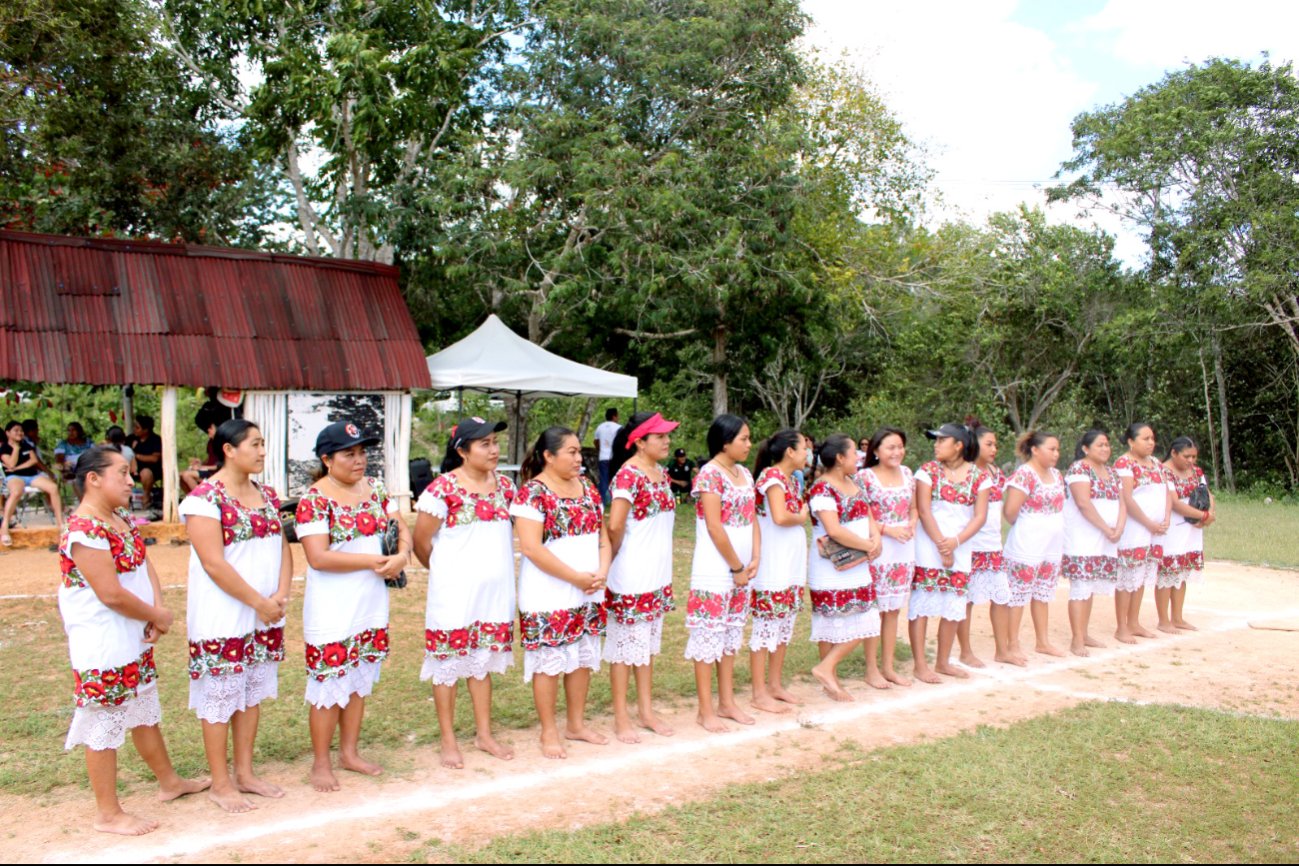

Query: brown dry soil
[1,550,1296,864]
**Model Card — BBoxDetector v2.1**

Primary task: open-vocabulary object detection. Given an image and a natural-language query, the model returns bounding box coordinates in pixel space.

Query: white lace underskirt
[189,662,279,724]
[684,625,745,664]
[809,609,880,644]
[420,649,513,687]
[603,617,665,667]
[1155,567,1204,590]
[749,613,797,652]
[907,589,968,622]
[523,634,601,683]
[1068,577,1119,601]
[968,569,1011,606]
[1117,561,1157,593]
[1008,570,1060,608]
[65,682,163,752]
[304,659,382,710]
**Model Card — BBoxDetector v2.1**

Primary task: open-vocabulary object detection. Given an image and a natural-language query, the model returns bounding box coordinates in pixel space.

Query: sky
[800,0,1299,265]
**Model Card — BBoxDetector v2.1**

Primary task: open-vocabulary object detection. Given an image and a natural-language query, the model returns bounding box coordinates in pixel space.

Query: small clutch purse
[816,534,870,571]
[381,519,407,589]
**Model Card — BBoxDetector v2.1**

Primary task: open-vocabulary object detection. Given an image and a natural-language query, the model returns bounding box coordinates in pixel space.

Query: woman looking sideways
[807,434,884,700]
[181,420,291,812]
[604,411,680,743]
[966,420,1016,665]
[295,422,411,792]
[59,446,208,836]
[686,414,759,733]
[511,427,611,759]
[413,417,517,769]
[749,428,809,712]
[1158,437,1214,632]
[911,424,990,683]
[1002,431,1067,658]
[858,426,917,686]
[1113,423,1172,643]
[1061,429,1125,656]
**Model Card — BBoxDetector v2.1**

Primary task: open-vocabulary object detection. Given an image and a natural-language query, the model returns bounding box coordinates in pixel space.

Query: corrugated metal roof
[0,230,431,391]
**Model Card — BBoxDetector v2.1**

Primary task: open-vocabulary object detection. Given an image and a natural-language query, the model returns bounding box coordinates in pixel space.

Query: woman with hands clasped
[181,420,292,813]
[511,427,612,759]
[685,415,760,733]
[858,427,918,686]
[1002,431,1068,659]
[59,446,209,836]
[295,422,411,792]
[1113,423,1172,643]
[1062,429,1125,656]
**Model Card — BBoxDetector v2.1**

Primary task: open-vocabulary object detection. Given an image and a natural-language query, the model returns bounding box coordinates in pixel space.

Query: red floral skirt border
[305,628,389,682]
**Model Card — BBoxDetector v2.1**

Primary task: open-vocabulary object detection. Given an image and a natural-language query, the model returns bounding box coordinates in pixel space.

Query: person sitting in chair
[1,419,64,543]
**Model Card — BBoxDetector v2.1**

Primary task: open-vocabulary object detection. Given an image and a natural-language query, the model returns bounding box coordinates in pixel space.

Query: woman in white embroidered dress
[807,434,883,701]
[750,428,809,713]
[686,414,760,733]
[512,426,612,759]
[413,417,516,770]
[181,420,292,812]
[1062,429,1124,657]
[911,424,990,683]
[858,426,916,686]
[1158,436,1214,632]
[295,422,411,792]
[1003,431,1067,658]
[1114,422,1171,643]
[964,419,1013,666]
[59,446,208,836]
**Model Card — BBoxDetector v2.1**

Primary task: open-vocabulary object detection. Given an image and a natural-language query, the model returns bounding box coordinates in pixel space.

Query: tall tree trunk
[575,397,598,441]
[712,324,728,417]
[1198,346,1220,488]
[1211,337,1235,492]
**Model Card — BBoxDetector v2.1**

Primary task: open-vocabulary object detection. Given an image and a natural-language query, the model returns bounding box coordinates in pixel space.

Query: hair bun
[964,415,982,428]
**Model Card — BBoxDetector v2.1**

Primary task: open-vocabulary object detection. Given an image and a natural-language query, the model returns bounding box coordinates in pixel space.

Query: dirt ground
[2,550,1296,865]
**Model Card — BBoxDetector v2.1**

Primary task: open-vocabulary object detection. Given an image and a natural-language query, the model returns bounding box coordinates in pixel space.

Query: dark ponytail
[1074,428,1108,461]
[1016,429,1056,462]
[754,428,802,476]
[75,444,126,488]
[706,414,749,459]
[964,415,992,441]
[214,419,260,470]
[521,426,577,483]
[816,433,855,472]
[864,426,907,468]
[609,410,656,478]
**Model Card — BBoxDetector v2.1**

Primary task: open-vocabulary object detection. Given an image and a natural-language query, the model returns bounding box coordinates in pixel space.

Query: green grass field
[1202,496,1299,568]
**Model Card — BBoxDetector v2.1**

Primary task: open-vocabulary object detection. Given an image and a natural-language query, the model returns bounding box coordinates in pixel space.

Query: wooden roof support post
[160,387,179,523]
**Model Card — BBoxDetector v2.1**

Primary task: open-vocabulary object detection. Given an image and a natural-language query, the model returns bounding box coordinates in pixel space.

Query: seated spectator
[1,419,64,542]
[667,447,695,501]
[129,415,163,516]
[103,425,138,475]
[54,422,94,499]
[180,422,219,494]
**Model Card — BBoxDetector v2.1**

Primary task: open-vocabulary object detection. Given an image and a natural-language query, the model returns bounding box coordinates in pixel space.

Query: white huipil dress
[911,461,990,622]
[416,472,517,686]
[1114,456,1170,592]
[1003,465,1067,607]
[605,463,677,666]
[807,477,880,643]
[858,466,915,613]
[295,478,397,709]
[685,463,756,663]
[968,464,1009,606]
[180,480,286,723]
[750,467,807,651]
[58,510,163,751]
[510,478,606,682]
[1062,460,1122,601]
[1158,466,1206,589]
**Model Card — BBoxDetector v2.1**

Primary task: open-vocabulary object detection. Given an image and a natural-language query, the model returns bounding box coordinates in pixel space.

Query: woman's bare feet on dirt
[339,753,383,776]
[613,720,642,744]
[697,713,731,733]
[540,731,567,759]
[94,810,159,836]
[750,694,790,714]
[639,711,675,736]
[158,776,210,802]
[864,671,892,689]
[718,703,755,725]
[769,685,803,705]
[564,726,610,746]
[883,669,913,686]
[934,662,969,679]
[1035,642,1066,658]
[959,652,986,669]
[235,773,284,799]
[474,733,515,760]
[309,761,340,792]
[1173,619,1198,631]
[994,651,1027,666]
[439,741,465,769]
[1084,634,1106,649]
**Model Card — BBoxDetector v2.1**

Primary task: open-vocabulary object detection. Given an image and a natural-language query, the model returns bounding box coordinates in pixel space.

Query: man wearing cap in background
[667,448,695,502]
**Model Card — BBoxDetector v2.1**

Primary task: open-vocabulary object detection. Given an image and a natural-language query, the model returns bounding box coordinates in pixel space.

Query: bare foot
[912,666,943,684]
[864,671,892,690]
[638,712,675,737]
[440,741,464,770]
[1173,619,1198,631]
[934,663,969,679]
[959,653,986,669]
[750,694,791,714]
[1035,643,1067,657]
[1070,643,1089,658]
[1157,623,1178,634]
[1084,634,1107,648]
[1131,624,1159,639]
[811,662,851,698]
[339,753,383,776]
[208,785,256,813]
[235,773,284,799]
[883,669,913,687]
[309,762,340,793]
[1114,629,1137,645]
[474,733,515,760]
[697,713,731,733]
[718,704,756,725]
[564,726,610,745]
[94,811,159,836]
[994,652,1027,667]
[613,720,642,744]
[157,776,210,802]
[540,732,567,759]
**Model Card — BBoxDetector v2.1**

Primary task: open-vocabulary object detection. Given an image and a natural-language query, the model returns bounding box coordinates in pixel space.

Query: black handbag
[815,534,871,571]
[1185,483,1210,524]
[278,499,300,543]
[381,518,408,589]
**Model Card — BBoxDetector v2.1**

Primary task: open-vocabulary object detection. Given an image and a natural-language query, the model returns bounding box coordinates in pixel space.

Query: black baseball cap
[315,421,380,458]
[925,423,968,441]
[449,417,507,452]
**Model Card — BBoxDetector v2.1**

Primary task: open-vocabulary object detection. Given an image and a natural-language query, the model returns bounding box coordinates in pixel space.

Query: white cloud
[1079,0,1299,70]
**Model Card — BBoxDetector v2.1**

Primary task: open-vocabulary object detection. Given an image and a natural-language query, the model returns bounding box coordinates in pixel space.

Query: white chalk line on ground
[53,605,1299,865]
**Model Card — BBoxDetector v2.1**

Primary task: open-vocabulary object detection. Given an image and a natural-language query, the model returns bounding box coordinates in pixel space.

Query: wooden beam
[160,387,179,523]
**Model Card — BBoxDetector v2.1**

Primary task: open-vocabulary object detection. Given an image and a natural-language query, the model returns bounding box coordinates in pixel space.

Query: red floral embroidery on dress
[755,467,804,517]
[859,467,912,525]
[295,478,392,546]
[871,560,915,592]
[1062,554,1118,582]
[1009,560,1057,586]
[73,648,157,708]
[750,586,803,618]
[304,628,389,681]
[59,509,147,589]
[1008,466,1065,514]
[189,627,285,679]
[692,464,756,527]
[425,620,514,659]
[1167,465,1206,501]
[971,550,1004,572]
[514,479,603,544]
[807,478,872,525]
[1117,545,1152,569]
[612,464,676,522]
[808,585,876,616]
[1114,455,1168,489]
[684,588,749,627]
[425,472,515,530]
[913,565,970,595]
[919,461,987,507]
[605,585,676,625]
[1065,460,1121,502]
[190,480,283,547]
[519,603,606,649]
[984,464,1006,503]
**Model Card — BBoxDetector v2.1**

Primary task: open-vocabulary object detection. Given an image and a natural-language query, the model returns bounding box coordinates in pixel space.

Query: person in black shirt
[1,419,64,541]
[666,448,695,501]
[130,415,164,513]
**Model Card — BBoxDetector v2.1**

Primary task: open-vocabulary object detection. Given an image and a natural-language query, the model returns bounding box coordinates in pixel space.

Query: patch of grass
[415,703,1299,863]
[1206,497,1299,569]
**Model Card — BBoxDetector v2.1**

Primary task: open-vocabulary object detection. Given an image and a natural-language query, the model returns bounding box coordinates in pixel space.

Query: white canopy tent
[425,315,638,462]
